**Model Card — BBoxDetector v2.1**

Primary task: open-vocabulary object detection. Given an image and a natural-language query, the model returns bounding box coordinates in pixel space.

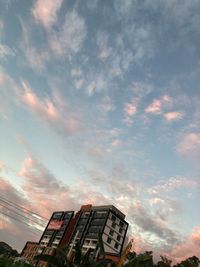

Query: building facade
[20,241,43,264]
[68,205,128,257]
[21,204,128,265]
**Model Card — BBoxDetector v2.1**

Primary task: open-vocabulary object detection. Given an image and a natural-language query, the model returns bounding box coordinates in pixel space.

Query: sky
[0,0,200,263]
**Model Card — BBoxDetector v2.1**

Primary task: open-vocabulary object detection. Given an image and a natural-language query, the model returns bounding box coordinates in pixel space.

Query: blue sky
[0,0,200,262]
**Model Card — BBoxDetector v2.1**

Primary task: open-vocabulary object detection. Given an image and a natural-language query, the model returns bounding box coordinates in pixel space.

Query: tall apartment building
[21,204,128,264]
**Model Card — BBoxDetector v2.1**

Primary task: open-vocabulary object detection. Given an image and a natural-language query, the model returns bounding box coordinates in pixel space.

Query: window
[111,214,116,221]
[86,232,98,238]
[78,218,88,225]
[81,212,90,218]
[107,237,112,244]
[45,247,52,254]
[52,212,63,219]
[117,235,121,241]
[119,221,124,228]
[64,212,72,219]
[88,226,100,233]
[92,240,97,245]
[44,229,54,235]
[114,243,119,250]
[94,210,107,218]
[119,227,123,233]
[84,240,90,245]
[56,230,64,237]
[91,218,105,226]
[109,229,114,236]
[111,222,116,229]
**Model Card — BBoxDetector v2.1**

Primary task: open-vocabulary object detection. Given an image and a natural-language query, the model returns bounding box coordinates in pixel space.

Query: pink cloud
[22,81,59,120]
[162,95,171,103]
[168,227,200,263]
[32,0,63,29]
[145,95,172,115]
[17,81,81,135]
[191,226,200,245]
[0,178,42,249]
[19,156,72,217]
[124,101,137,116]
[18,156,111,219]
[145,99,162,114]
[1,151,199,261]
[164,111,183,121]
[124,99,137,126]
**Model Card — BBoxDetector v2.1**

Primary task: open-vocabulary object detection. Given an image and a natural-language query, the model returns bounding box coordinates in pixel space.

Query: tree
[156,256,172,267]
[123,251,153,267]
[173,256,200,267]
[34,245,70,267]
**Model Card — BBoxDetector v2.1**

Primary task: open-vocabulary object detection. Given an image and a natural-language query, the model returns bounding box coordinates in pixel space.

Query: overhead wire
[0,210,43,236]
[0,195,49,239]
[0,202,47,228]
[0,195,48,221]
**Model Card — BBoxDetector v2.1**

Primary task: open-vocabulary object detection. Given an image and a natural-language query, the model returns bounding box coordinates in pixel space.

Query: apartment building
[21,204,128,265]
[68,205,128,257]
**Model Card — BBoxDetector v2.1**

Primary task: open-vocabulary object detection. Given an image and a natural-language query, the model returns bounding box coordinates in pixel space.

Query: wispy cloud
[32,0,63,29]
[148,176,197,195]
[177,132,200,156]
[49,10,87,56]
[0,20,15,59]
[0,19,3,34]
[19,156,75,217]
[113,2,155,64]
[0,69,6,86]
[97,31,112,61]
[87,73,106,96]
[20,21,50,72]
[0,44,15,59]
[0,178,41,249]
[149,197,182,222]
[15,81,81,135]
[127,200,181,252]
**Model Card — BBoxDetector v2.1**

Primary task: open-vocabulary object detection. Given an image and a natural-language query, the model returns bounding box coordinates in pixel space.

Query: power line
[0,203,46,228]
[0,195,48,221]
[0,210,43,236]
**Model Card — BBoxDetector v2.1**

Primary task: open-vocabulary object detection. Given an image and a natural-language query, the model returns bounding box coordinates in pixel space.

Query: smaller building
[20,241,43,265]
